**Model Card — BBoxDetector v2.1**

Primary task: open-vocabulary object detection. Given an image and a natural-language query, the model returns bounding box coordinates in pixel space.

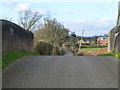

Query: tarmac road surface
[3,55,118,88]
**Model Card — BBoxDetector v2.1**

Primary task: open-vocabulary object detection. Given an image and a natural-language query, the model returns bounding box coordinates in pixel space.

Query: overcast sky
[0,0,119,36]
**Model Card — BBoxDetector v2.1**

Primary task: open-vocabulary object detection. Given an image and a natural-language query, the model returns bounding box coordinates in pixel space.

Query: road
[3,56,118,88]
[64,50,74,56]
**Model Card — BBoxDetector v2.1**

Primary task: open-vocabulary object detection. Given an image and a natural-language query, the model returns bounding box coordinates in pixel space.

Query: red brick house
[97,37,108,45]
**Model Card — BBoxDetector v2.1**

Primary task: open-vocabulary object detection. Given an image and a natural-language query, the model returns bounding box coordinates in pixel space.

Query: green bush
[82,43,90,45]
[35,41,53,55]
[52,46,64,55]
[35,41,64,55]
[52,47,58,55]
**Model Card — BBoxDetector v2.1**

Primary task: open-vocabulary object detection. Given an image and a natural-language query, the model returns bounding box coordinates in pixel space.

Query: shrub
[35,41,53,55]
[82,43,90,45]
[35,41,65,55]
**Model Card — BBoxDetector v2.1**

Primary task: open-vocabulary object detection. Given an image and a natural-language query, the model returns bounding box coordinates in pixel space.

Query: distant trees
[18,10,43,31]
[93,34,108,37]
[70,32,76,37]
[103,34,108,37]
[64,32,77,45]
[34,18,69,46]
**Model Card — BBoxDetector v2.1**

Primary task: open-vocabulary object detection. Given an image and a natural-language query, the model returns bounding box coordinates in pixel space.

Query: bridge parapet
[1,19,34,54]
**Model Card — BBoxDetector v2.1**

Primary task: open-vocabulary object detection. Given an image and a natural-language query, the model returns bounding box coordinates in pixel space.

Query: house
[83,37,97,45]
[97,37,108,45]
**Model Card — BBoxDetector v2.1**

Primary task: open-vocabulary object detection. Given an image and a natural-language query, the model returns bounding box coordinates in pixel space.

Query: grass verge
[2,50,40,69]
[98,52,120,58]
[81,48,101,51]
[81,45,108,48]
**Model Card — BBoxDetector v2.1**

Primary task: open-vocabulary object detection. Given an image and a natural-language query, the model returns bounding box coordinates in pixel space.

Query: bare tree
[34,18,69,46]
[18,10,43,31]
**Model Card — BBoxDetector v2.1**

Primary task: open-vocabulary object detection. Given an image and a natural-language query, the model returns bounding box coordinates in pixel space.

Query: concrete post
[79,30,84,52]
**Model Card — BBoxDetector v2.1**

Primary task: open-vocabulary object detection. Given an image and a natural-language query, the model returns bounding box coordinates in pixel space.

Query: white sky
[0,0,119,36]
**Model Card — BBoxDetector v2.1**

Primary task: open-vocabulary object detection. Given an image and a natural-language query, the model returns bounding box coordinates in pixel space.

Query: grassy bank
[73,44,108,48]
[98,52,120,58]
[81,48,101,51]
[2,51,40,69]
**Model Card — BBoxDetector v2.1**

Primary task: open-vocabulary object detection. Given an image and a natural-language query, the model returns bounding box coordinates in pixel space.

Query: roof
[97,37,108,41]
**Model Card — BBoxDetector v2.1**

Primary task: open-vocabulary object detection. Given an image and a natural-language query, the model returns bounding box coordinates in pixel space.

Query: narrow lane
[64,50,73,56]
[3,56,118,88]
